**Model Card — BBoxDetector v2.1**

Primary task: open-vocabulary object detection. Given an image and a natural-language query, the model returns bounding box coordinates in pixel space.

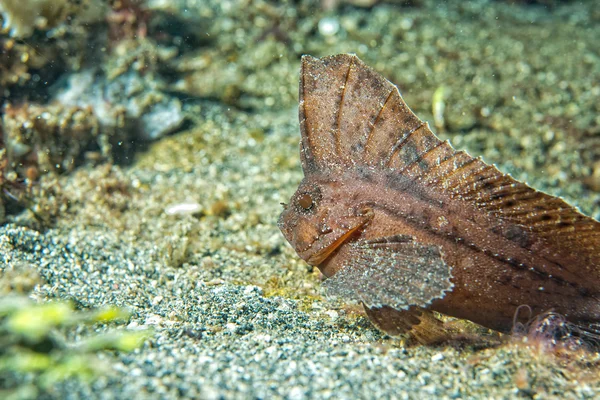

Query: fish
[278,53,600,343]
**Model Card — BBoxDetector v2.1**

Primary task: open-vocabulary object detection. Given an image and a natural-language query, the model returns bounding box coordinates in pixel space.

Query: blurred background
[1,1,599,220]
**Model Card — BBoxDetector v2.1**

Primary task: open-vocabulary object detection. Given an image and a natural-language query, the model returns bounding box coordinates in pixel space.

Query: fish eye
[298,193,314,210]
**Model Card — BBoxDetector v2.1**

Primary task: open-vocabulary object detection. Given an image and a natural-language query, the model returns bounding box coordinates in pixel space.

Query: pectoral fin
[322,235,454,310]
[364,305,450,344]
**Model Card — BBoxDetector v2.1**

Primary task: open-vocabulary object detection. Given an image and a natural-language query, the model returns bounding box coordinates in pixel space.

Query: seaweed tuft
[0,265,150,399]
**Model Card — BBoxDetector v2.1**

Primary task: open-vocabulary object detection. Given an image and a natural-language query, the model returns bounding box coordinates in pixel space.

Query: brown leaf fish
[278,54,600,342]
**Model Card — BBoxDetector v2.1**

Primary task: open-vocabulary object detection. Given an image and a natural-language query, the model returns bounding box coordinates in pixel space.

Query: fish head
[278,173,373,267]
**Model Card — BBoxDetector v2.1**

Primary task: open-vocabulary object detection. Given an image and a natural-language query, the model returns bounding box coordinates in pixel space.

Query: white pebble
[165,202,202,216]
[318,17,340,37]
[324,310,339,320]
[145,314,163,326]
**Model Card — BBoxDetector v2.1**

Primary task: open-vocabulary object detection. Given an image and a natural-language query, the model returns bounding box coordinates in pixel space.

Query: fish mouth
[302,218,368,266]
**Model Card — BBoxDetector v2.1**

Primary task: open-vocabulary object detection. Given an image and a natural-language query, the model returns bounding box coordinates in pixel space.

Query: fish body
[279,54,600,338]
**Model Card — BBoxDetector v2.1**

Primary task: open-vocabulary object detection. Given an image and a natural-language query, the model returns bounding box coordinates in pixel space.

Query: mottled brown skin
[286,169,599,332]
[279,54,600,339]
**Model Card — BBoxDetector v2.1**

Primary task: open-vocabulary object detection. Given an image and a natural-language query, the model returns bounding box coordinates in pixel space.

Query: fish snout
[292,223,322,261]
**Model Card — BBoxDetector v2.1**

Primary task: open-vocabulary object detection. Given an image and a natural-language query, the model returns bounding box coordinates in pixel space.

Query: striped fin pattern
[299,54,600,270]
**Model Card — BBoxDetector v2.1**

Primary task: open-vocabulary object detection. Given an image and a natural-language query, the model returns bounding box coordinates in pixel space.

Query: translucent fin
[299,54,353,172]
[364,305,450,344]
[363,304,420,336]
[577,322,600,346]
[299,54,426,172]
[322,235,453,310]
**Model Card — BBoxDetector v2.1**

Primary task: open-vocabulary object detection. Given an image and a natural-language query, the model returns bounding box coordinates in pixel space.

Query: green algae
[0,295,149,399]
[0,262,149,399]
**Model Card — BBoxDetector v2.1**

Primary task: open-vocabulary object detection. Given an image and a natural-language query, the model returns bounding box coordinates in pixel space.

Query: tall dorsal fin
[299,53,600,272]
[299,54,433,172]
[423,153,600,271]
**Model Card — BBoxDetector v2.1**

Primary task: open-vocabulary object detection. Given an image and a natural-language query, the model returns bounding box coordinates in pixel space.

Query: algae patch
[0,264,149,399]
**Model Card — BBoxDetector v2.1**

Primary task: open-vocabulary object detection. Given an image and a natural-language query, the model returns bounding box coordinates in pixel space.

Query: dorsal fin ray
[300,54,438,172]
[300,54,600,270]
[421,151,600,269]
